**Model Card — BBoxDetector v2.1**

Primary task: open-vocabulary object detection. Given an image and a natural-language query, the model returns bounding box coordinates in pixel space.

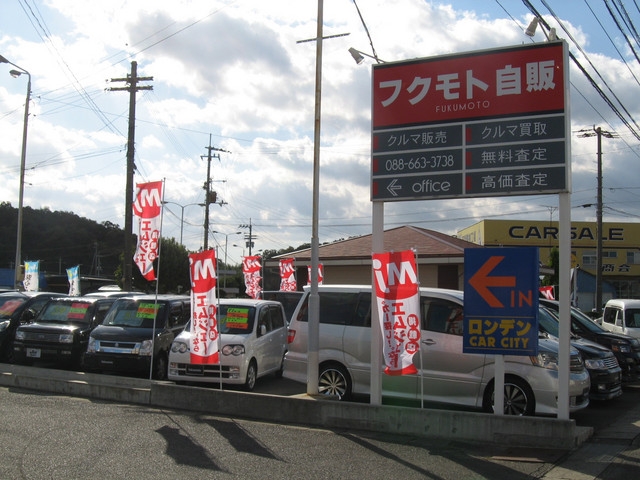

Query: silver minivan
[283,285,591,416]
[601,299,640,339]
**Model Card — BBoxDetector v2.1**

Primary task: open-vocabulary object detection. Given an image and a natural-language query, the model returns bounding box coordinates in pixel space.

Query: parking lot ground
[2,363,640,479]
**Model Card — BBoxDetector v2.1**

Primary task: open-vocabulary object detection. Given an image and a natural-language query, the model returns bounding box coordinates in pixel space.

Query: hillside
[0,202,123,278]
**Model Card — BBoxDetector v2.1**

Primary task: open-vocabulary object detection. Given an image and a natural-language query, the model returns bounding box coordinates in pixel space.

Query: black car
[259,290,303,324]
[0,291,65,362]
[13,296,116,369]
[84,295,190,380]
[539,306,623,401]
[541,299,640,382]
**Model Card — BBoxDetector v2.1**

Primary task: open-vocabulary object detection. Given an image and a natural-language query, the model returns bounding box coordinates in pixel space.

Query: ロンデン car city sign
[463,247,539,356]
[371,41,569,201]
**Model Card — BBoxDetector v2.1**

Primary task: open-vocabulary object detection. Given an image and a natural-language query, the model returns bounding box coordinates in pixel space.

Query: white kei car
[168,299,288,391]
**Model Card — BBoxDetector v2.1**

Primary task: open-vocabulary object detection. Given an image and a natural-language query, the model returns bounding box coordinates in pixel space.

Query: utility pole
[108,61,153,290]
[201,134,229,250]
[239,219,256,256]
[578,126,617,315]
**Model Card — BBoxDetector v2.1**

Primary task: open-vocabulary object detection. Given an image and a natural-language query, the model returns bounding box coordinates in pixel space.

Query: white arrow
[387,179,402,196]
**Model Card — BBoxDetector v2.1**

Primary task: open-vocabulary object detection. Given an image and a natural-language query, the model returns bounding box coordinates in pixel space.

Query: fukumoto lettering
[379,61,556,108]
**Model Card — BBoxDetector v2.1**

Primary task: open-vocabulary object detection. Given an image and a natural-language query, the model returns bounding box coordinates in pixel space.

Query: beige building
[264,225,482,291]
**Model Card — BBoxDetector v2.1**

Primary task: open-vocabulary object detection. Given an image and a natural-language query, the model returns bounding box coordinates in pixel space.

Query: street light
[1,54,31,290]
[348,47,386,64]
[161,201,205,246]
[212,230,242,287]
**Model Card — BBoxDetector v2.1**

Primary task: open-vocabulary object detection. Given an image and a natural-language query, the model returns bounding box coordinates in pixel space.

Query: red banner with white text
[307,263,324,285]
[372,249,421,375]
[132,181,163,281]
[189,249,219,364]
[279,258,297,291]
[242,255,262,299]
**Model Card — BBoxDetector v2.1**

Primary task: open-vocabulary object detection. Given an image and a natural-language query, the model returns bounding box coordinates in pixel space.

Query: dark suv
[541,299,640,382]
[539,306,623,401]
[84,295,190,380]
[13,296,116,369]
[0,291,65,362]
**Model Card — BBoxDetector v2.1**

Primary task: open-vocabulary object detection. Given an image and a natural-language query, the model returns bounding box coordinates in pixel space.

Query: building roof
[274,225,482,262]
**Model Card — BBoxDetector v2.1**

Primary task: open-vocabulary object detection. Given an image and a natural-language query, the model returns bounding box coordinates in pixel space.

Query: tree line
[0,202,308,294]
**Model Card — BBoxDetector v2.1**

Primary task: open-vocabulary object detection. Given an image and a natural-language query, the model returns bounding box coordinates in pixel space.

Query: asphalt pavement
[0,363,639,479]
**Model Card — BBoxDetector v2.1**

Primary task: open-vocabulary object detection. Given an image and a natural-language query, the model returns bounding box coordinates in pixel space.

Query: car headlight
[87,337,96,353]
[171,341,189,354]
[531,351,559,370]
[0,320,9,332]
[610,341,631,353]
[584,358,608,370]
[15,330,25,341]
[222,344,245,356]
[59,333,74,344]
[139,339,153,356]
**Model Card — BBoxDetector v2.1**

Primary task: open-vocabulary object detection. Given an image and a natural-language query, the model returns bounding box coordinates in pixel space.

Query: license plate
[185,365,204,375]
[26,348,41,358]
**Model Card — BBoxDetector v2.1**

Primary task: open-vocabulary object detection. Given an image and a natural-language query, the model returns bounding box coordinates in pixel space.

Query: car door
[268,305,287,371]
[254,305,274,373]
[603,306,623,334]
[417,296,486,408]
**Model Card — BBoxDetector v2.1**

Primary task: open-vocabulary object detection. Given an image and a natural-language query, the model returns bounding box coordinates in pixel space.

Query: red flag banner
[132,181,163,281]
[539,286,555,300]
[242,255,262,299]
[189,249,219,364]
[307,263,324,285]
[372,249,421,376]
[279,258,297,292]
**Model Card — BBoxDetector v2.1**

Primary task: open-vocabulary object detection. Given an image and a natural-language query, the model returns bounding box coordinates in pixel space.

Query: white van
[283,285,591,416]
[601,299,640,339]
[168,299,288,391]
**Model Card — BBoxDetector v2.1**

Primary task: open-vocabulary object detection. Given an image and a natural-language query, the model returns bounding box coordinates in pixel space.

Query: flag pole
[149,179,165,380]
[411,248,424,409]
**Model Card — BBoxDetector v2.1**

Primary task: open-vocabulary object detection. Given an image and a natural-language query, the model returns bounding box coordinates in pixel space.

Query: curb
[0,364,591,449]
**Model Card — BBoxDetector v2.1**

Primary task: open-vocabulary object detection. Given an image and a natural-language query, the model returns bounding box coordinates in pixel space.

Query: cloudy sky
[2,0,639,265]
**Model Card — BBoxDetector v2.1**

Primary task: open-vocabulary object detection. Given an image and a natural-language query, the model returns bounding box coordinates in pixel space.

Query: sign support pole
[557,192,571,419]
[494,356,504,415]
[370,201,384,405]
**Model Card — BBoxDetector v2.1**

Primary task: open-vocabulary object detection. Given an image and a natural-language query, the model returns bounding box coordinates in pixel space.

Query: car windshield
[185,305,256,335]
[538,307,561,337]
[570,307,605,333]
[0,296,27,319]
[39,301,92,324]
[103,300,166,328]
[219,305,256,335]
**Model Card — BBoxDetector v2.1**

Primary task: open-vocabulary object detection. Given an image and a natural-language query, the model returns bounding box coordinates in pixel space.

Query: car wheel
[318,363,351,400]
[153,354,168,381]
[274,353,285,379]
[244,360,257,391]
[482,375,536,416]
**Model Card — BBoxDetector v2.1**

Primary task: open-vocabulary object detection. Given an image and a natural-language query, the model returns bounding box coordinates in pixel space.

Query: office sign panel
[371,42,569,201]
[463,247,539,356]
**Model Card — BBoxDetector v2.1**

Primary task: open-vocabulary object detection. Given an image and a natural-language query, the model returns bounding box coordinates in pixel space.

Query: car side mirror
[260,324,267,336]
[20,308,36,324]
